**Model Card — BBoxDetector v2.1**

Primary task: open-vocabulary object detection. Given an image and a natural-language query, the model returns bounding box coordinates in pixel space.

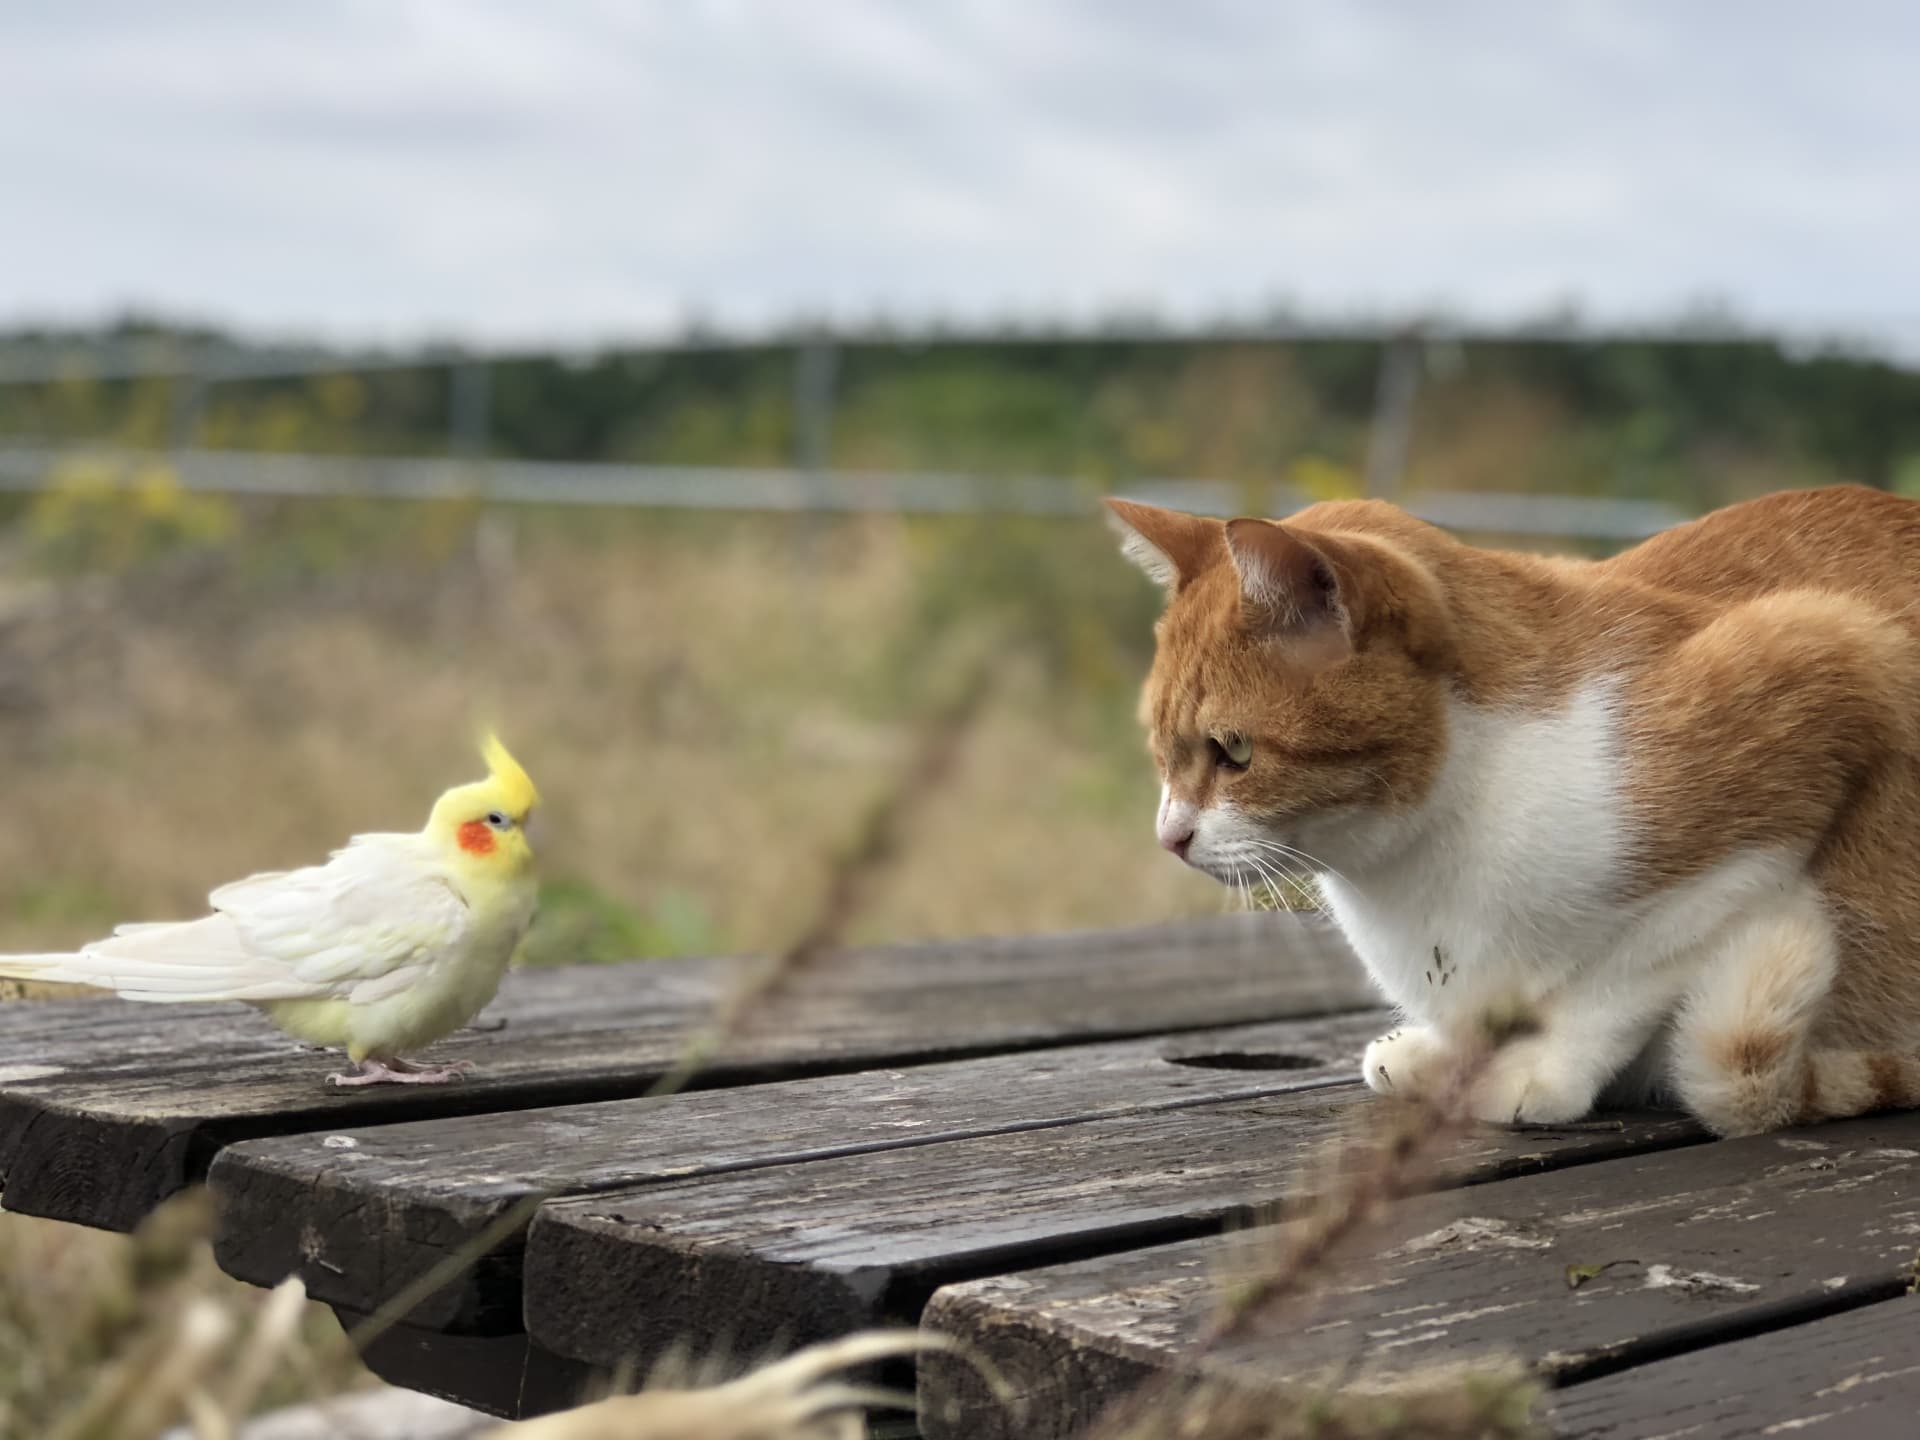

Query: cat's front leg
[1466,1033,1609,1125]
[1367,1025,1626,1123]
[1364,1000,1675,1124]
[1463,979,1688,1125]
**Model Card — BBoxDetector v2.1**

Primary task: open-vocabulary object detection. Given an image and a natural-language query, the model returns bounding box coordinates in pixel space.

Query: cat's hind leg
[1671,881,1920,1135]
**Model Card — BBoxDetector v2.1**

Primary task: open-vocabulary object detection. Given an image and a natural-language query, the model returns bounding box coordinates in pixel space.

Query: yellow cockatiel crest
[483,732,541,815]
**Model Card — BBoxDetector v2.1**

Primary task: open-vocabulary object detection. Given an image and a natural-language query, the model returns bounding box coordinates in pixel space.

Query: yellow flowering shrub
[26,457,237,572]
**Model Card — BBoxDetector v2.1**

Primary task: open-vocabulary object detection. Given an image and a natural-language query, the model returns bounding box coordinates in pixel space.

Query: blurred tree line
[4,321,1920,510]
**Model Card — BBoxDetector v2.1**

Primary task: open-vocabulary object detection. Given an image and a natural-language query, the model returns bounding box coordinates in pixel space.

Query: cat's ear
[1103,499,1222,591]
[1224,517,1354,668]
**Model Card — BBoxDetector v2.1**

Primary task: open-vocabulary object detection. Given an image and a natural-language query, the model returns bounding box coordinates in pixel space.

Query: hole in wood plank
[1164,1051,1322,1071]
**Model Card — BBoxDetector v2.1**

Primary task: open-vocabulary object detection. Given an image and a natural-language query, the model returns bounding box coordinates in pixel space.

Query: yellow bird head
[427,733,542,874]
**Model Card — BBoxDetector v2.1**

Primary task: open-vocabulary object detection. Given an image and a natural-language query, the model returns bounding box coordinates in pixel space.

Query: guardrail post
[450,359,511,595]
[791,335,839,554]
[793,336,838,476]
[169,345,210,453]
[1363,327,1423,499]
[450,360,493,461]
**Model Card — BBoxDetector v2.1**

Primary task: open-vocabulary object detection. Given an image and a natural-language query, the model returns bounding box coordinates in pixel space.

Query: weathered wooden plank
[521,1085,1703,1375]
[1547,1298,1920,1438]
[212,1011,1387,1335]
[914,1113,1920,1440]
[0,911,1367,1230]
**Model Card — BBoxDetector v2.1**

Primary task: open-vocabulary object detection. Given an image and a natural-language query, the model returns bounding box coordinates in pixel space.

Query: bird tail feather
[0,917,313,1004]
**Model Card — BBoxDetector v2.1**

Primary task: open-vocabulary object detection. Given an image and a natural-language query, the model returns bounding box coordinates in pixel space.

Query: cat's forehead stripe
[1151,667,1207,739]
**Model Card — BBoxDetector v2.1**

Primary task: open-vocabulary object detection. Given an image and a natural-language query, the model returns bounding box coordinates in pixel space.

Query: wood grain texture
[916,1112,1920,1440]
[212,1012,1387,1335]
[0,911,1368,1230]
[522,1084,1702,1374]
[1547,1298,1920,1438]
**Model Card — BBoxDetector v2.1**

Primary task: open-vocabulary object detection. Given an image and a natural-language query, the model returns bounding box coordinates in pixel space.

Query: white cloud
[2,0,1916,346]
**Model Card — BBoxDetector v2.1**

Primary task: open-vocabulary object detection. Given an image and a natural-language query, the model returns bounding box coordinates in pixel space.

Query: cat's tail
[1675,1041,1920,1137]
[1804,1050,1920,1122]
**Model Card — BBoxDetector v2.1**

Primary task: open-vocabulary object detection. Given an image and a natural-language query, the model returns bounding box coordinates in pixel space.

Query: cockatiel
[0,735,541,1087]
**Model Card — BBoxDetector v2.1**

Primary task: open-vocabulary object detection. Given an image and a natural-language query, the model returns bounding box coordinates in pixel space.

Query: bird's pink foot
[327,1057,475,1087]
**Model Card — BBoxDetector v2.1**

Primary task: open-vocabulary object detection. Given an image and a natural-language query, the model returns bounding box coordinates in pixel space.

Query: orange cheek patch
[457,820,496,856]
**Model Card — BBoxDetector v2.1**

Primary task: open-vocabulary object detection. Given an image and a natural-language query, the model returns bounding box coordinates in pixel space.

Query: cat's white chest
[1318,682,1631,1018]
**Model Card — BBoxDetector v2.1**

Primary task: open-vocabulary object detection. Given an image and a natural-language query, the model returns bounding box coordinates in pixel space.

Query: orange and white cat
[1108,486,1920,1136]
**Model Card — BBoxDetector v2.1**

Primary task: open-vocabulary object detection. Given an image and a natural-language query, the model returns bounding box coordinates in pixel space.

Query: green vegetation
[7,322,1919,510]
[525,879,719,968]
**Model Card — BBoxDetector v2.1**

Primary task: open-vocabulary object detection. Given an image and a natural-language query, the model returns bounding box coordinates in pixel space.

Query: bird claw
[327,1057,476,1087]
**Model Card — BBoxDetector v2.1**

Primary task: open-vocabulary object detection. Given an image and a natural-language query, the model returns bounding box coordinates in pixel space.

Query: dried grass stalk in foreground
[1082,1005,1548,1440]
[1,1191,364,1440]
[14,1203,996,1440]
[646,654,998,1100]
[487,1331,957,1440]
[50,1281,311,1440]
[34,1268,324,1440]
[1207,1007,1537,1347]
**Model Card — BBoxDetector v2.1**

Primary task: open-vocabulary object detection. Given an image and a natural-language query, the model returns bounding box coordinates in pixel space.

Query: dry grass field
[0,485,1226,969]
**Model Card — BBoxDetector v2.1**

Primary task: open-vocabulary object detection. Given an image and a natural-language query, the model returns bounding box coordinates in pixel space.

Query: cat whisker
[1245,838,1349,890]
[1236,856,1267,913]
[1246,846,1329,912]
[1273,840,1343,883]
[1241,851,1298,911]
[1275,845,1348,890]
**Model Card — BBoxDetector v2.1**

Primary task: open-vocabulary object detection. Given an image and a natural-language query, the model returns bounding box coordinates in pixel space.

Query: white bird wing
[219,836,472,1002]
[9,835,471,1005]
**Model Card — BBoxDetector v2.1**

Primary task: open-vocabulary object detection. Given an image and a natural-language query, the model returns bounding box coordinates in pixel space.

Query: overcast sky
[5,1,1917,348]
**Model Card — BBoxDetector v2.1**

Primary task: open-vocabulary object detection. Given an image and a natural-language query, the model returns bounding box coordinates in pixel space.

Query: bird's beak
[521,810,543,849]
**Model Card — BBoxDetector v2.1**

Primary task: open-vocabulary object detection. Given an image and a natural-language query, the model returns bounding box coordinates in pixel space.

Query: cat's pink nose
[1160,825,1194,860]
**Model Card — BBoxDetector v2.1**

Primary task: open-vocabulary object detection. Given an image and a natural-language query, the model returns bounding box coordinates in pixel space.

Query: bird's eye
[486,810,511,830]
[1209,734,1253,770]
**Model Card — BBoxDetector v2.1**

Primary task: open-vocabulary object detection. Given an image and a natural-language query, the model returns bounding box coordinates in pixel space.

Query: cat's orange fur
[1109,485,1920,1135]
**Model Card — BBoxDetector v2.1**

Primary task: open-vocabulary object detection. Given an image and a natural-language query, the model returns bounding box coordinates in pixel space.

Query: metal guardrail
[0,329,1796,536]
[0,444,1690,541]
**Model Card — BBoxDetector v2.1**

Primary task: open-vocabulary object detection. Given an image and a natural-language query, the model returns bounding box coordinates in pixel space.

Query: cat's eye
[1209,733,1253,771]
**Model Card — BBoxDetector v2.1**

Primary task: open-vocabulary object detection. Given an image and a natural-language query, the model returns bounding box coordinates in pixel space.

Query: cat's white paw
[1467,1038,1596,1126]
[1364,1028,1597,1124]
[1361,1025,1452,1099]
